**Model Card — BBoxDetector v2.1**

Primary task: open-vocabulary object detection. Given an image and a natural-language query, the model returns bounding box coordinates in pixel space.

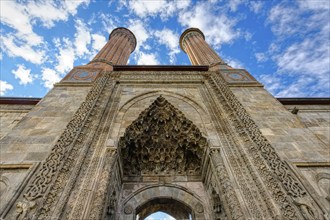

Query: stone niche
[114,96,212,219]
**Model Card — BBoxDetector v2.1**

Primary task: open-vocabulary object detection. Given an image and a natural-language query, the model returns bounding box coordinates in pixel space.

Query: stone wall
[230,86,330,212]
[229,86,329,163]
[0,86,91,164]
[284,104,330,146]
[0,104,34,140]
[1,69,329,219]
[0,85,91,215]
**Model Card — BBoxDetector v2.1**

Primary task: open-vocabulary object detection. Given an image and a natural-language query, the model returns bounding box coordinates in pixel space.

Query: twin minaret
[89,27,224,66]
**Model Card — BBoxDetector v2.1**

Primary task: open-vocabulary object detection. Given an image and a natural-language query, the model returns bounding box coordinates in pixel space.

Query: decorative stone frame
[120,185,209,219]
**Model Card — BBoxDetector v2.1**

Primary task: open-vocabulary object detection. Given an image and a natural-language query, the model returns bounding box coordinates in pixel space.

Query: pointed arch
[118,96,207,176]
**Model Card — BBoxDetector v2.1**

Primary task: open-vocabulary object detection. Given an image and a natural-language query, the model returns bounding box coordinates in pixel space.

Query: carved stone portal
[119,96,207,176]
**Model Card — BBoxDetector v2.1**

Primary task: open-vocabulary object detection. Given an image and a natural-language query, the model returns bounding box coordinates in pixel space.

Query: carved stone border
[207,72,325,219]
[201,83,278,219]
[64,83,120,219]
[9,73,111,220]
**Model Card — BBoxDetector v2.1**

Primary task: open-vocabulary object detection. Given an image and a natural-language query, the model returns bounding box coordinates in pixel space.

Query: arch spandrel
[118,96,207,177]
[112,90,212,142]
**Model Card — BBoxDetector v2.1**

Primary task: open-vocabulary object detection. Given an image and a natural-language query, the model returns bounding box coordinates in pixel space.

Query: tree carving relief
[119,96,207,176]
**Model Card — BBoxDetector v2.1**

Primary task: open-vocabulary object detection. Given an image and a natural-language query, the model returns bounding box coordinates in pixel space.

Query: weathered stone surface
[0,26,329,220]
[0,86,91,164]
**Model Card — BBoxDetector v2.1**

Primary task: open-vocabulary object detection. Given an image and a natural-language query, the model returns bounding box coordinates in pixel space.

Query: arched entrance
[120,185,207,219]
[136,198,191,220]
[112,96,212,219]
[144,211,176,220]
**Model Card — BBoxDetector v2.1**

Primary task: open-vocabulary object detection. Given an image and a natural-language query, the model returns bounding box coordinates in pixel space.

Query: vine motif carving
[209,73,323,219]
[14,73,110,220]
[58,80,118,220]
[119,96,207,176]
[210,149,244,220]
[116,71,207,81]
[211,189,225,219]
[202,86,277,218]
[88,149,117,220]
[211,73,305,197]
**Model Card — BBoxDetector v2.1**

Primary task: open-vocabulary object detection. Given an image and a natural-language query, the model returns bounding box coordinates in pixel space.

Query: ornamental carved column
[180,28,225,66]
[91,27,136,65]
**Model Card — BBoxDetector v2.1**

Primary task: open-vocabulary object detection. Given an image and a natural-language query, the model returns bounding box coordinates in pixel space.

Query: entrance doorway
[136,198,192,220]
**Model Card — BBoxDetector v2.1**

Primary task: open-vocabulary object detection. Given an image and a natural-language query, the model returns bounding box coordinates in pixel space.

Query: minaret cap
[179,28,205,53]
[109,27,137,53]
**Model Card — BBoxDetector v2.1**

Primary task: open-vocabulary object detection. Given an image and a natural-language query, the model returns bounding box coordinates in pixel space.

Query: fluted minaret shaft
[91,27,136,65]
[180,28,225,66]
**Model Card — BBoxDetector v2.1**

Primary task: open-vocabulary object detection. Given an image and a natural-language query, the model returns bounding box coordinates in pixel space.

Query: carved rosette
[119,96,207,176]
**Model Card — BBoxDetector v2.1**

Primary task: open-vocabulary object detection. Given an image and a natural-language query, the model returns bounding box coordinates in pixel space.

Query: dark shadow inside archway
[136,198,192,220]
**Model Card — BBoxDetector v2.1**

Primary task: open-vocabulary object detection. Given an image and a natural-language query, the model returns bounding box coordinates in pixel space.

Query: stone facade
[0,27,329,220]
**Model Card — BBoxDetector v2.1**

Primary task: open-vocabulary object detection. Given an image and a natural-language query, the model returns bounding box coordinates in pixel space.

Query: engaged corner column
[91,27,137,66]
[179,27,225,66]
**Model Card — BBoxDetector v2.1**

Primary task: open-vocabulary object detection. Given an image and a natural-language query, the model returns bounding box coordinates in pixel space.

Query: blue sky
[1,0,329,98]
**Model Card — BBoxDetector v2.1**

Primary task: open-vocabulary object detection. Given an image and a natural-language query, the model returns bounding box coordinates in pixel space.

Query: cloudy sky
[1,0,329,99]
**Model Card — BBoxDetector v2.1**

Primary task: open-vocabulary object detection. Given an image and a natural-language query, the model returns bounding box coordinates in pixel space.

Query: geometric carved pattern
[65,69,98,82]
[209,73,324,219]
[220,69,258,84]
[119,96,207,176]
[13,73,110,220]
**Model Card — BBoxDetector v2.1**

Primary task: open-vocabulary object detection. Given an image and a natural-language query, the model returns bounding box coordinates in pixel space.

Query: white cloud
[89,34,108,60]
[0,1,43,46]
[91,34,107,51]
[0,80,14,96]
[276,36,329,76]
[63,0,90,15]
[74,19,92,57]
[267,3,329,37]
[258,74,284,96]
[128,20,149,52]
[25,1,70,28]
[274,34,330,97]
[0,0,90,30]
[270,76,329,98]
[55,38,75,74]
[268,5,301,37]
[129,0,165,17]
[178,1,238,48]
[127,0,191,20]
[41,68,62,89]
[11,64,34,85]
[0,0,89,65]
[99,13,117,34]
[228,0,244,12]
[255,52,267,62]
[136,52,159,65]
[249,1,263,13]
[298,0,330,11]
[267,2,330,97]
[224,56,244,69]
[154,29,180,64]
[1,35,46,64]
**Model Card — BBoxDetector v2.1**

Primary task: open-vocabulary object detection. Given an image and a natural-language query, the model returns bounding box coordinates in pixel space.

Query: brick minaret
[91,27,136,66]
[180,28,225,66]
